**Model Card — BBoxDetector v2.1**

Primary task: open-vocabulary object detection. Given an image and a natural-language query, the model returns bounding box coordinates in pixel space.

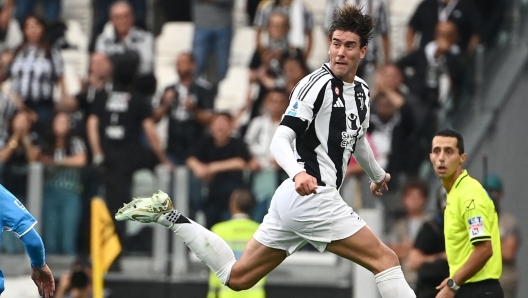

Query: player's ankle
[158,210,190,227]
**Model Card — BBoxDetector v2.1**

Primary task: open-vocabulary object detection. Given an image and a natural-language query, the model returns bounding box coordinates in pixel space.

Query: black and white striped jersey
[280,63,371,189]
[10,46,63,103]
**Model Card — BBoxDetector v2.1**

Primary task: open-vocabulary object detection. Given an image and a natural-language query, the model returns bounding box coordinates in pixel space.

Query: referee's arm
[450,240,493,285]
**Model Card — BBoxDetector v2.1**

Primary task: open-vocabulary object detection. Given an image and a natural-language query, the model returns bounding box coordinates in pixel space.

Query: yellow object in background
[91,197,122,298]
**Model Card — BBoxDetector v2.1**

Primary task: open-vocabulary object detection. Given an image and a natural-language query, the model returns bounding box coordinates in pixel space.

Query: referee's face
[430,136,467,179]
[329,30,367,83]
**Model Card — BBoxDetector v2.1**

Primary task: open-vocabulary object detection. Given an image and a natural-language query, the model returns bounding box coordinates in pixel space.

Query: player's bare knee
[379,245,400,271]
[227,276,256,292]
[369,242,399,274]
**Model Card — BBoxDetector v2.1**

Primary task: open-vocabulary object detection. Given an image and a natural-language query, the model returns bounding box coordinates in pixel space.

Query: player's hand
[294,172,318,196]
[435,278,455,298]
[370,173,391,196]
[31,264,55,298]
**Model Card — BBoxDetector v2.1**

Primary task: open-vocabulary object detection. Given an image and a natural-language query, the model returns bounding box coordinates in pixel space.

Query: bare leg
[326,225,398,274]
[228,238,286,291]
[326,225,416,298]
[158,211,285,291]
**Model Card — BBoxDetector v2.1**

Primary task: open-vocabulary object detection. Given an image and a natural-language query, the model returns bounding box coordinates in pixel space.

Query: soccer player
[207,189,265,298]
[430,129,503,298]
[115,4,416,298]
[0,184,55,297]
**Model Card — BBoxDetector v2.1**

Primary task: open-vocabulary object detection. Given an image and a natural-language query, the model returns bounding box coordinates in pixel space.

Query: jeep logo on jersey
[346,113,358,131]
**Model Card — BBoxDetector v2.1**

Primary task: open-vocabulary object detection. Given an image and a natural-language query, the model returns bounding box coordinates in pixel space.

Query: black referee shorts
[456,279,503,298]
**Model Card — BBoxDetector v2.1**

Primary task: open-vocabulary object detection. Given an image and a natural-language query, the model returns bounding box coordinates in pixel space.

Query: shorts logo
[468,216,485,237]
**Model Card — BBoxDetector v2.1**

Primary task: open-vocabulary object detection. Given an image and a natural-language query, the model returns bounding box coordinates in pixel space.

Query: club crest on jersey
[356,90,365,110]
[334,86,340,96]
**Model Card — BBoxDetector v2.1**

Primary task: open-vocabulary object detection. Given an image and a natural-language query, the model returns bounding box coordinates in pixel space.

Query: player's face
[430,136,467,179]
[328,30,367,83]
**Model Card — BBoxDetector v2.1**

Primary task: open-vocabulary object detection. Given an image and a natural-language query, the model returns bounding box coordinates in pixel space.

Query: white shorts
[253,179,366,255]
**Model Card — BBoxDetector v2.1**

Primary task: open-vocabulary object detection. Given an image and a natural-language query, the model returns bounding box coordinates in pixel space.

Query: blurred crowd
[0,0,519,296]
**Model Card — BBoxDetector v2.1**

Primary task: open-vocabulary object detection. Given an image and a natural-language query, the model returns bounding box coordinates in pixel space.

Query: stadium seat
[61,50,89,78]
[60,0,93,35]
[154,65,178,94]
[229,26,256,67]
[307,27,329,71]
[215,66,249,112]
[60,62,82,96]
[156,22,194,70]
[65,20,89,50]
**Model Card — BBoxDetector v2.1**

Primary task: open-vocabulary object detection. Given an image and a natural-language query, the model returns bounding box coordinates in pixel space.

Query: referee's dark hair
[434,128,465,154]
[328,4,376,48]
[229,189,256,215]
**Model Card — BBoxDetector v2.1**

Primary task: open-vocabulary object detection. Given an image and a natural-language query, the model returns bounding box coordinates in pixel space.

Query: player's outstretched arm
[352,136,389,196]
[20,228,55,297]
[270,125,317,195]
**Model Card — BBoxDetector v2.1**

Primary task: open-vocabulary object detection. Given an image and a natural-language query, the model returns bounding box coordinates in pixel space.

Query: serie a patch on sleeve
[286,101,300,117]
[468,216,485,237]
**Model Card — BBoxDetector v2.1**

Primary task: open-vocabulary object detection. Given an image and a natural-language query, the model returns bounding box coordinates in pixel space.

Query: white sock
[157,210,236,285]
[375,266,416,298]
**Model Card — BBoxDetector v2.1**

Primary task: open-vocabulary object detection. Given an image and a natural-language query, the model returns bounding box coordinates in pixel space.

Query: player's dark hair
[434,128,465,154]
[402,179,429,199]
[230,189,256,215]
[328,4,376,48]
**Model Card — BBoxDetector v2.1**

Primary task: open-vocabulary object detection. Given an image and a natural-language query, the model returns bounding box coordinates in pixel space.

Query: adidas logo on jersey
[333,98,344,108]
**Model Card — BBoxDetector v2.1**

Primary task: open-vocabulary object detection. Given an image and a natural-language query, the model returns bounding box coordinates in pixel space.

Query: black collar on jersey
[454,171,469,188]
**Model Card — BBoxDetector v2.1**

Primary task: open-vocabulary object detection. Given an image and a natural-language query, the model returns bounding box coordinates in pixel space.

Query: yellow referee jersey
[444,170,502,283]
[208,216,266,298]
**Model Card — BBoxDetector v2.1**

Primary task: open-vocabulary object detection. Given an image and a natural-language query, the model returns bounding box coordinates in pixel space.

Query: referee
[430,128,503,298]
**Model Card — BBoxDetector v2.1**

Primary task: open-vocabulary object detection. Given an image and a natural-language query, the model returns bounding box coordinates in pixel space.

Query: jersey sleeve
[352,80,371,131]
[462,193,493,244]
[0,186,37,238]
[280,76,330,136]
